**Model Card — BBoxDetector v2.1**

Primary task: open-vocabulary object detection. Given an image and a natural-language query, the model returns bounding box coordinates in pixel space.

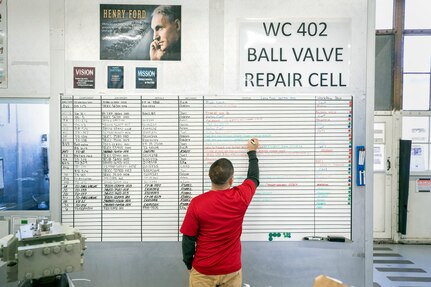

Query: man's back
[181,138,260,287]
[184,179,256,274]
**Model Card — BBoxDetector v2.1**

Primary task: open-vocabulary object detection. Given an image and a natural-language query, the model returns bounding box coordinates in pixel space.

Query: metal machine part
[0,219,86,285]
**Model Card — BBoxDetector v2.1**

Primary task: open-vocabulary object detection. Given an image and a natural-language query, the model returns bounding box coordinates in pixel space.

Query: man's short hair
[152,5,181,23]
[209,158,234,185]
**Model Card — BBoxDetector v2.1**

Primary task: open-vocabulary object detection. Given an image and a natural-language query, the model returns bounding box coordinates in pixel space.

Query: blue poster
[136,67,157,89]
[107,66,124,89]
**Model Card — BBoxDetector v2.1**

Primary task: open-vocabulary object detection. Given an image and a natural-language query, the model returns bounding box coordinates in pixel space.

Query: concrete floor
[373,244,431,287]
[1,243,431,286]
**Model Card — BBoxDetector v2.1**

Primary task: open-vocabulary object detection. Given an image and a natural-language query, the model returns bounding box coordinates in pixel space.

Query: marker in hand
[248,138,259,151]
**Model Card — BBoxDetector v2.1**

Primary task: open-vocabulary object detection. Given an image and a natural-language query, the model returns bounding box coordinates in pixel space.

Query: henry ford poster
[100,4,181,61]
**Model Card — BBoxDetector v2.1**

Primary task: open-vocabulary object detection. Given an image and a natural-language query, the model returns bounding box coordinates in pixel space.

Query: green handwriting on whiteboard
[268,232,291,241]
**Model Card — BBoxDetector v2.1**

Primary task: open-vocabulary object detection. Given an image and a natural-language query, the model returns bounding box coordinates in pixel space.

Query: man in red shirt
[180,138,260,287]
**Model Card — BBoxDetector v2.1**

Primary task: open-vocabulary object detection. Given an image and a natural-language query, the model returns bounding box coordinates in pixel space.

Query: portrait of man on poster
[149,5,181,61]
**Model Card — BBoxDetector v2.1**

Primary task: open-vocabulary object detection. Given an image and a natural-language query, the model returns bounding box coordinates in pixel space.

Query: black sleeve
[247,150,259,187]
[182,234,197,270]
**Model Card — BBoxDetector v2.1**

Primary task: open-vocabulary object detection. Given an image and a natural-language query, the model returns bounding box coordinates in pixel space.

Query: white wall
[1,0,375,286]
[405,178,431,240]
[64,0,209,95]
[0,0,50,97]
[59,1,373,286]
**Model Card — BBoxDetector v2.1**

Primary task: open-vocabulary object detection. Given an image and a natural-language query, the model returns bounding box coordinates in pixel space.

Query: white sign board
[416,178,431,193]
[239,19,351,92]
[61,94,352,242]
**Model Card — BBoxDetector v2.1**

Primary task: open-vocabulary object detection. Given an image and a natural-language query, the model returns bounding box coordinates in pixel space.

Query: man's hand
[247,138,259,151]
[150,40,164,60]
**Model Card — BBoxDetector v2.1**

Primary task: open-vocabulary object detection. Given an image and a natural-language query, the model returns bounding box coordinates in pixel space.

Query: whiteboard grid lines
[61,95,352,242]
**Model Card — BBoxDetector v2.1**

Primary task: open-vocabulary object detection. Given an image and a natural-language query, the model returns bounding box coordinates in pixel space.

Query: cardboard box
[313,275,348,287]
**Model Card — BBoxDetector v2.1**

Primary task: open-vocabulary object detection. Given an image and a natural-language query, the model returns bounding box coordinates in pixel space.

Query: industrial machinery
[0,219,86,287]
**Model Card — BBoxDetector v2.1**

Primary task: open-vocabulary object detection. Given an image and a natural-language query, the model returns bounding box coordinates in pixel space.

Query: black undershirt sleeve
[247,150,260,187]
[182,234,197,270]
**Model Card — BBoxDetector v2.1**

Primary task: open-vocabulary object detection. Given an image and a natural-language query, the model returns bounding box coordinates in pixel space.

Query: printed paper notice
[74,67,95,89]
[416,178,431,192]
[107,66,124,89]
[136,67,157,89]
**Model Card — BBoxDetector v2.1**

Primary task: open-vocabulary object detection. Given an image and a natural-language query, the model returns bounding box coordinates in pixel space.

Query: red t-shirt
[180,179,257,275]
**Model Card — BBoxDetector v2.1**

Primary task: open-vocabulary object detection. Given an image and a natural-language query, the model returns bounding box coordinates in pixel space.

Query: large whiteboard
[61,94,352,242]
